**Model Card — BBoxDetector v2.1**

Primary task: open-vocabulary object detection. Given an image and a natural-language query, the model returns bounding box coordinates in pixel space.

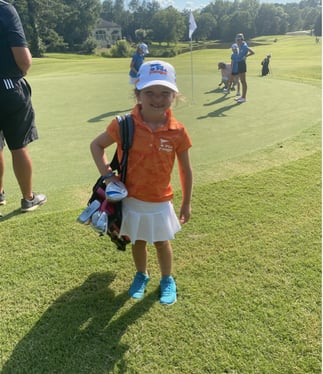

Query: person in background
[0,0,47,212]
[234,33,255,103]
[129,43,149,84]
[217,62,232,91]
[261,54,271,76]
[91,60,193,305]
[223,44,241,96]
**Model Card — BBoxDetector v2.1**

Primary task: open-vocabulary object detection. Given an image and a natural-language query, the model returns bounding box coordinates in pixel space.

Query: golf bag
[83,114,134,251]
[261,56,270,76]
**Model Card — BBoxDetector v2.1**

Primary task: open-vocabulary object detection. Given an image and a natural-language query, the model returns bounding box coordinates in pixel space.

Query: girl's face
[138,85,176,117]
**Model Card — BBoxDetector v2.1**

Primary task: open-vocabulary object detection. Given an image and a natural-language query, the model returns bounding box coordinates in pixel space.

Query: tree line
[10,0,322,57]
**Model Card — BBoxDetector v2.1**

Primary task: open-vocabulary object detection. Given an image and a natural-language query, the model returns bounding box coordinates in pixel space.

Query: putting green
[31,68,320,183]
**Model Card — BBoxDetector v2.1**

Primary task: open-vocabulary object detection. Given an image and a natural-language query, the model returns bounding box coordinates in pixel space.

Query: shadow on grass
[0,209,23,222]
[88,109,133,124]
[2,272,157,374]
[198,102,238,119]
[203,94,233,107]
[204,87,224,94]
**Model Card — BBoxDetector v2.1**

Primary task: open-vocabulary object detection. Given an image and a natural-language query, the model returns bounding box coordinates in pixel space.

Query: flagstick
[188,10,197,104]
[190,37,195,104]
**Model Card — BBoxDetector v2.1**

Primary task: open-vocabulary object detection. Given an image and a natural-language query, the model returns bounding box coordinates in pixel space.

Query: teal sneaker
[129,272,150,299]
[160,276,177,305]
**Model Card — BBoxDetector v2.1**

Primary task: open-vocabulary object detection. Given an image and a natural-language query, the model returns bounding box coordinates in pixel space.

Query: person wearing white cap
[91,60,193,305]
[129,43,149,84]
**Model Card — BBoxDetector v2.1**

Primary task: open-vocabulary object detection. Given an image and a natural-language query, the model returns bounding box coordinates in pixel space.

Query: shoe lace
[134,273,148,291]
[161,278,173,295]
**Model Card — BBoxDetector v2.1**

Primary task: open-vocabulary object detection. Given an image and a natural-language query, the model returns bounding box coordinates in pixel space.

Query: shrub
[81,37,98,54]
[110,40,132,57]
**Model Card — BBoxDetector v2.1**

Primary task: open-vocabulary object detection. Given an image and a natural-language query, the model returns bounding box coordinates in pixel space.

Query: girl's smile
[138,85,176,126]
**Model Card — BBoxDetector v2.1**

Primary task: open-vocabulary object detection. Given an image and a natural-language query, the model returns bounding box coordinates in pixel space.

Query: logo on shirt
[159,138,173,152]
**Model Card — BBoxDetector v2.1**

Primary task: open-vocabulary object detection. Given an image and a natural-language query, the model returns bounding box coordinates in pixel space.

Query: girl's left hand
[179,203,191,224]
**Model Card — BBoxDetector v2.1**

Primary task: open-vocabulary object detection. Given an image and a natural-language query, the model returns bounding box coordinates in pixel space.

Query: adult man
[0,0,46,212]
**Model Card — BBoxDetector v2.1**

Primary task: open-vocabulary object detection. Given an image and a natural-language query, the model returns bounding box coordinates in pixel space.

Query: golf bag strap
[110,114,134,183]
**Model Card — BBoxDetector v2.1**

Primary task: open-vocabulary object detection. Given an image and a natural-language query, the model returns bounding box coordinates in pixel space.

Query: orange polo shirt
[107,104,192,202]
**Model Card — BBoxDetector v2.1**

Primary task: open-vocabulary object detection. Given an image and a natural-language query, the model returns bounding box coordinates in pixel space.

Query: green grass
[0,35,321,373]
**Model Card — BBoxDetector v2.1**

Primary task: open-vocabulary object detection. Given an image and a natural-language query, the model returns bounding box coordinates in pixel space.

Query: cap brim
[136,80,178,93]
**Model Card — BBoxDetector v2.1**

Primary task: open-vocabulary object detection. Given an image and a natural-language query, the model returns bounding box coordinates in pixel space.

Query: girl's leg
[131,240,148,274]
[129,240,149,299]
[239,72,247,98]
[154,240,172,277]
[155,240,177,305]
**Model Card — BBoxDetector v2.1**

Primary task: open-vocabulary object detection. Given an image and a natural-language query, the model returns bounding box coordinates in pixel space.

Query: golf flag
[189,10,197,39]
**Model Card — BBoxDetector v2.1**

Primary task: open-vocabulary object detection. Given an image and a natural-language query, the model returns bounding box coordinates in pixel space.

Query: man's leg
[0,149,5,206]
[0,149,4,194]
[11,147,33,200]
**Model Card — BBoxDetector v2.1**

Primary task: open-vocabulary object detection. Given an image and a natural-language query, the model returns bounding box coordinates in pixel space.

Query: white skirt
[120,197,181,244]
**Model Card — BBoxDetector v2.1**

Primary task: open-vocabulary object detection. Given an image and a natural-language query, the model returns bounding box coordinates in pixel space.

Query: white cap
[138,43,149,54]
[135,60,178,92]
[231,43,238,49]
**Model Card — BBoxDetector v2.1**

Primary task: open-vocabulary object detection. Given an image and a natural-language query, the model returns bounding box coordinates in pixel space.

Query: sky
[146,0,301,11]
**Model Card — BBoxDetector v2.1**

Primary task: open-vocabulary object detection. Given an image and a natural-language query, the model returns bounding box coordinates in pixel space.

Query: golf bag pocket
[78,177,130,251]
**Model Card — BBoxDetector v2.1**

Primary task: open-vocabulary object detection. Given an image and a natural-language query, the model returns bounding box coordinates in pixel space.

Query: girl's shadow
[2,272,157,373]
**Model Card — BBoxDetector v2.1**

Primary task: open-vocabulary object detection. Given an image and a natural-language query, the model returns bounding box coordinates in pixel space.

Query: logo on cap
[149,63,168,76]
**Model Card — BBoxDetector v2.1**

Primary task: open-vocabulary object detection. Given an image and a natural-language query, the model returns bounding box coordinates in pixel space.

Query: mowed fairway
[0,35,321,373]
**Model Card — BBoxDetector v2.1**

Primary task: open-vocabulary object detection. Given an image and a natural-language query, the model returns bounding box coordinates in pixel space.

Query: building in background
[93,19,122,48]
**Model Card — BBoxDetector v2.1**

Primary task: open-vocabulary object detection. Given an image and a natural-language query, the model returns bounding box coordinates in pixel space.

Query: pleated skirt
[120,197,181,244]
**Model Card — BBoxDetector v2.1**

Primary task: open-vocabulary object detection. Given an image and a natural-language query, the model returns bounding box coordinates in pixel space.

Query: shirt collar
[131,104,179,130]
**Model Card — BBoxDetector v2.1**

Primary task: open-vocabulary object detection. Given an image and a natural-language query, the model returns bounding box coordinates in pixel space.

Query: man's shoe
[160,276,177,305]
[21,193,47,212]
[0,191,6,205]
[237,97,246,103]
[129,272,150,299]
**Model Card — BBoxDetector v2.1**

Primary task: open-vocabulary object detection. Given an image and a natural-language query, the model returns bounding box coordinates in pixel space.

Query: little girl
[90,60,193,305]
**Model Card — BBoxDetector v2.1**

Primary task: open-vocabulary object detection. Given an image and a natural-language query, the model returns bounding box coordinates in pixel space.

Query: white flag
[189,10,197,39]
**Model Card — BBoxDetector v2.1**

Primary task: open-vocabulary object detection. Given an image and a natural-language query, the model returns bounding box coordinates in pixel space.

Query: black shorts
[0,77,38,151]
[238,61,247,74]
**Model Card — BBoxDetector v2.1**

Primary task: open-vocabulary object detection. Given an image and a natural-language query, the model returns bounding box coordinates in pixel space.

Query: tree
[193,13,217,41]
[222,10,256,41]
[256,4,288,36]
[151,7,185,45]
[283,4,303,32]
[55,0,102,49]
[301,6,321,30]
[101,0,114,22]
